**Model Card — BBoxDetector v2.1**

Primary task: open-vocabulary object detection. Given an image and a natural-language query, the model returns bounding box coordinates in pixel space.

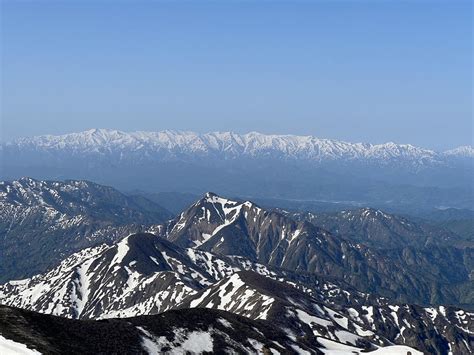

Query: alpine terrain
[0,179,472,354]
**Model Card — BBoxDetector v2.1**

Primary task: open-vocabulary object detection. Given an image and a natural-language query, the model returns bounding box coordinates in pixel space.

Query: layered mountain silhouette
[0,178,473,354]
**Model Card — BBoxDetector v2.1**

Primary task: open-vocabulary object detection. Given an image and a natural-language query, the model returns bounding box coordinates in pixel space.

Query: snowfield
[0,335,41,355]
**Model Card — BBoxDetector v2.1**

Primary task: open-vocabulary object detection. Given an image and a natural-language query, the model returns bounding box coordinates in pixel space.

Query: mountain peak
[204,191,219,199]
[199,192,242,208]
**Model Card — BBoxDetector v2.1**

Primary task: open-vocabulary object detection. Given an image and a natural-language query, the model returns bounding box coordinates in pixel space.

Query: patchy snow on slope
[111,237,130,265]
[296,309,333,328]
[139,327,213,355]
[368,345,423,354]
[0,335,41,355]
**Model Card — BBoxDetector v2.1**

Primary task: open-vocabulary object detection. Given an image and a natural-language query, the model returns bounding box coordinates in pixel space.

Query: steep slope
[342,303,474,355]
[178,271,386,351]
[0,231,374,321]
[0,233,216,319]
[285,207,464,249]
[0,231,470,354]
[159,193,472,307]
[0,177,171,282]
[179,272,474,355]
[0,305,321,354]
[418,208,474,248]
[285,207,474,306]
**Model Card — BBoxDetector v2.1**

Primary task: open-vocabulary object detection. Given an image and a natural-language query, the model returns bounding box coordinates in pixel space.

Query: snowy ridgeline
[4,128,473,162]
[0,231,471,354]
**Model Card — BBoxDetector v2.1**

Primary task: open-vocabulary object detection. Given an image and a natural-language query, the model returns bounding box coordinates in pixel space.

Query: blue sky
[1,0,472,150]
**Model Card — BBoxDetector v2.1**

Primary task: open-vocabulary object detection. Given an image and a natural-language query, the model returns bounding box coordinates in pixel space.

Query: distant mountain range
[4,128,473,162]
[2,129,473,210]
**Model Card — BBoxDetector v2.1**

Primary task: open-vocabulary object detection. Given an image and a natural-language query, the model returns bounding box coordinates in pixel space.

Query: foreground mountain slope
[178,271,386,350]
[0,233,226,319]
[159,193,472,307]
[0,177,171,282]
[178,271,474,355]
[0,232,377,320]
[0,231,470,354]
[0,305,323,354]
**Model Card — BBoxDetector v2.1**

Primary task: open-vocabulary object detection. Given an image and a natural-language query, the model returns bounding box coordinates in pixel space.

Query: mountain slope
[178,271,385,350]
[0,233,228,319]
[417,208,474,248]
[285,207,468,249]
[0,229,470,354]
[342,303,474,355]
[0,231,376,321]
[0,177,171,282]
[178,271,474,355]
[158,193,472,307]
[0,305,323,354]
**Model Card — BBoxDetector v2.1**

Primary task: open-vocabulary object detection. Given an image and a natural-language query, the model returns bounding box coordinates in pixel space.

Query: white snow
[177,331,213,353]
[319,337,422,355]
[425,307,438,322]
[367,345,423,354]
[139,328,213,355]
[296,309,333,328]
[0,335,41,355]
[111,237,130,265]
[8,129,456,166]
[288,229,302,245]
[217,318,233,329]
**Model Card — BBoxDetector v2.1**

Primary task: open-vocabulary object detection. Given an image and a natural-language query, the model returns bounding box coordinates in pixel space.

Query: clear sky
[1,0,472,150]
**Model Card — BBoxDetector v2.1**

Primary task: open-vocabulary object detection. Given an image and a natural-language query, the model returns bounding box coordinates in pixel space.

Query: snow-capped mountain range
[2,129,473,210]
[5,128,472,162]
